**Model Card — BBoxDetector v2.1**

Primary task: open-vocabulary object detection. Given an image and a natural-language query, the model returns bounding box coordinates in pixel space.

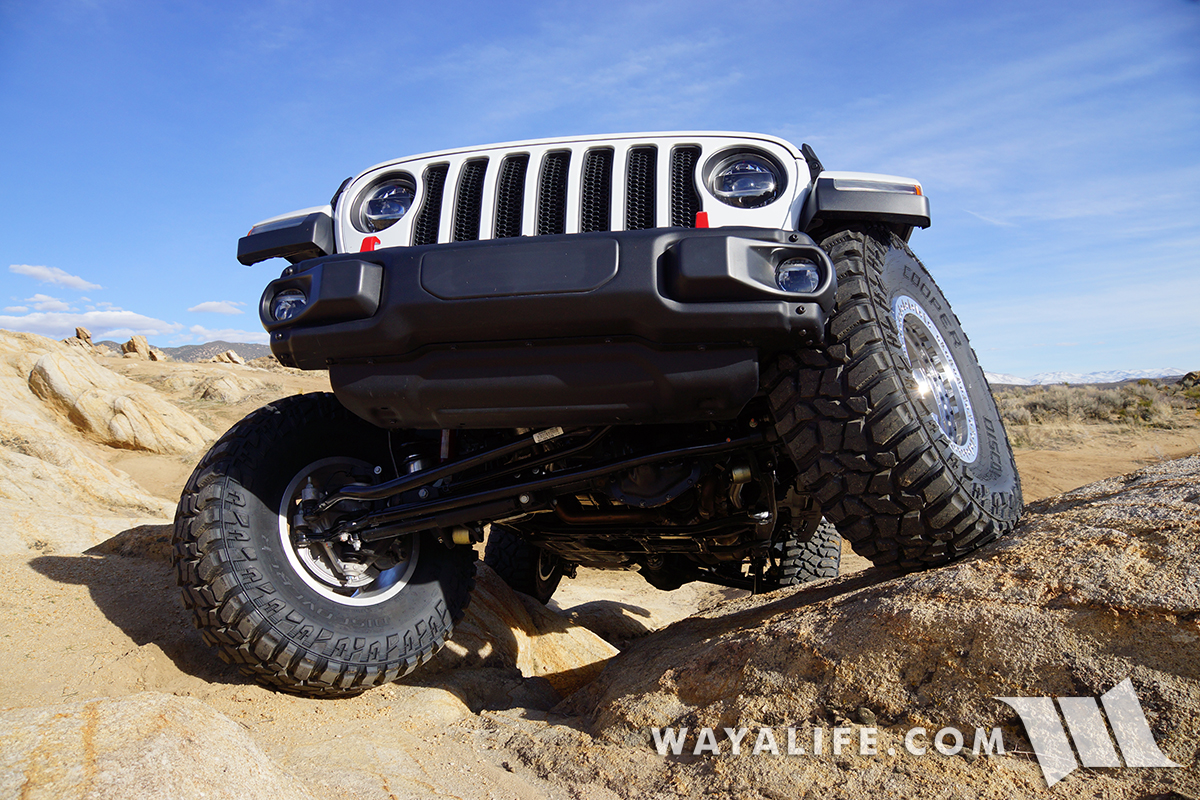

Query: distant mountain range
[96,340,273,363]
[984,368,1189,386]
[85,337,1191,385]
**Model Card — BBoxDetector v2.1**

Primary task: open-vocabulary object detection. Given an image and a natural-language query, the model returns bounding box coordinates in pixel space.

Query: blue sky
[1,0,1197,378]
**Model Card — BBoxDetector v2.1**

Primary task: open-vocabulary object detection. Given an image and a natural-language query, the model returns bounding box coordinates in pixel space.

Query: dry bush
[991,379,1199,446]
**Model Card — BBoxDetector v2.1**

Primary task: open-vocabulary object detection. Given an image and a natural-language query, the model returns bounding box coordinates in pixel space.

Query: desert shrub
[990,378,1198,436]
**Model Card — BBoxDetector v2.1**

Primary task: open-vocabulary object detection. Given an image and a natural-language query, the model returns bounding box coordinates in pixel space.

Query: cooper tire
[483,525,564,604]
[173,393,476,696]
[766,227,1023,569]
[776,519,842,586]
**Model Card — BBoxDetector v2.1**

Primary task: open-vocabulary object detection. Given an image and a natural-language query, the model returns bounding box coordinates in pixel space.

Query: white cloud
[3,306,29,313]
[963,210,1015,228]
[187,300,245,315]
[9,264,102,291]
[25,294,73,312]
[186,324,269,344]
[0,310,183,340]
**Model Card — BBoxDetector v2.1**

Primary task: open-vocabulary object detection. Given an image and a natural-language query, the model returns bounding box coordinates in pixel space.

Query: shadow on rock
[418,565,621,704]
[558,599,660,647]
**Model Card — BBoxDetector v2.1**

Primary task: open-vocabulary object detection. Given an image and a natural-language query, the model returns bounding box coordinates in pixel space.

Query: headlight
[271,288,308,321]
[708,152,784,208]
[356,177,416,233]
[775,258,821,294]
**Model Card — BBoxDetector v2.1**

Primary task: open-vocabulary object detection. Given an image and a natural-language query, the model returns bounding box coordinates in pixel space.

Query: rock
[247,355,290,371]
[545,456,1200,797]
[428,564,619,697]
[209,349,245,365]
[61,327,97,354]
[0,693,314,800]
[120,335,150,359]
[1182,371,1199,389]
[194,373,271,403]
[0,331,173,555]
[0,428,172,554]
[27,349,214,454]
[148,347,168,362]
[61,336,91,353]
[87,523,174,561]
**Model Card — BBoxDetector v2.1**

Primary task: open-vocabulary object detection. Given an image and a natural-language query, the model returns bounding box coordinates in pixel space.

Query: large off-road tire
[765,227,1022,570]
[173,392,476,696]
[483,525,564,604]
[775,518,842,586]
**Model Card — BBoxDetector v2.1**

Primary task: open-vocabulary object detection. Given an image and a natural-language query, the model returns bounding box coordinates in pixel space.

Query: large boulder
[28,349,213,454]
[0,693,313,800]
[538,456,1200,798]
[120,335,150,359]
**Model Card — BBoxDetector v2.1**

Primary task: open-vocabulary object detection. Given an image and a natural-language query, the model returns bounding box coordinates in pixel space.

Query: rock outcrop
[538,455,1200,798]
[120,335,151,359]
[0,693,314,800]
[28,348,213,454]
[61,326,96,354]
[193,372,271,403]
[209,349,245,365]
[0,330,188,553]
[427,564,620,697]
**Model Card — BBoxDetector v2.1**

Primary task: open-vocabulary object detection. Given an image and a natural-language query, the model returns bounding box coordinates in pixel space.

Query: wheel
[774,518,842,586]
[483,524,564,604]
[173,392,476,696]
[765,227,1022,569]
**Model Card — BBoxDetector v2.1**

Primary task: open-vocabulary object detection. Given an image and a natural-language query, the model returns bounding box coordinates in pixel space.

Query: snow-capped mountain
[984,372,1034,386]
[984,368,1188,386]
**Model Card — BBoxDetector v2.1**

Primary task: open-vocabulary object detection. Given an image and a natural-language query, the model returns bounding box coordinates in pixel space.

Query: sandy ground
[4,357,1197,798]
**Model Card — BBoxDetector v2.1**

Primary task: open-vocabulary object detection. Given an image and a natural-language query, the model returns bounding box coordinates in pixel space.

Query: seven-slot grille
[402,143,705,246]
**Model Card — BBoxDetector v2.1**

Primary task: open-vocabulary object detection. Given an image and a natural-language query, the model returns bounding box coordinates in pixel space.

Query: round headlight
[709,153,783,208]
[357,178,415,233]
[271,288,308,321]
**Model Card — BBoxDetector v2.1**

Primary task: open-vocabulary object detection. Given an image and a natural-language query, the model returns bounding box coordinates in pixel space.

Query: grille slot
[494,154,529,239]
[537,151,570,236]
[580,148,613,233]
[453,159,488,242]
[670,146,702,228]
[412,163,448,246]
[625,146,657,230]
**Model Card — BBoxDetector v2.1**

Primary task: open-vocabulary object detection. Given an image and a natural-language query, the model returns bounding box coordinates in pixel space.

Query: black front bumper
[261,227,835,429]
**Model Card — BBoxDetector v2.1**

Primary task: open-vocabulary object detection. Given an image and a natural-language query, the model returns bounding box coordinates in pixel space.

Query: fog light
[776,258,821,293]
[271,288,307,321]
